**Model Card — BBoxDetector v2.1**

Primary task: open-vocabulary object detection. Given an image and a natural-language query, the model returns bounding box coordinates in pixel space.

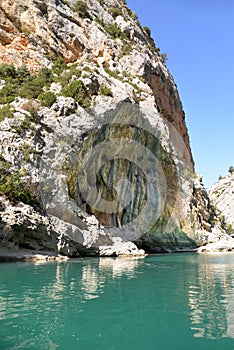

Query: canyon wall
[0,0,227,256]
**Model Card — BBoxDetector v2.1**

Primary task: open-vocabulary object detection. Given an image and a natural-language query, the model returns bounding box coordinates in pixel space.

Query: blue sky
[126,0,234,189]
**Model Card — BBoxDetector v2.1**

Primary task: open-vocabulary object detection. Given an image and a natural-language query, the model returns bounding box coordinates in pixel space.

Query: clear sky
[126,0,234,189]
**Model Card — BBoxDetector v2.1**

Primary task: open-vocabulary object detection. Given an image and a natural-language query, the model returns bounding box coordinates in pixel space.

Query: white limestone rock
[209,173,234,228]
[99,237,145,257]
[197,234,234,253]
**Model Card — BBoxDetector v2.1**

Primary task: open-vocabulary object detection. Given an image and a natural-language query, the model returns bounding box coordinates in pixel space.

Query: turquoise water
[1,253,234,350]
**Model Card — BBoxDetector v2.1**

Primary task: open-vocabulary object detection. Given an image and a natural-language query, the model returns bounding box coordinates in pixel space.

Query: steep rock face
[0,0,193,165]
[209,172,234,232]
[143,63,193,168]
[0,0,227,256]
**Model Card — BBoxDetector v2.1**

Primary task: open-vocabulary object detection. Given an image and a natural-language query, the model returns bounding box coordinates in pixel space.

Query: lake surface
[1,253,234,350]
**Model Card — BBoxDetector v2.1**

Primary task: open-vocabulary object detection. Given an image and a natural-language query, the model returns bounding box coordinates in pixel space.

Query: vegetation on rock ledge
[0,155,39,206]
[0,62,94,110]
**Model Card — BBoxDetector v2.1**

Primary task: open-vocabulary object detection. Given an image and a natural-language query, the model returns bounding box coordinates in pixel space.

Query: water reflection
[0,257,144,349]
[2,254,234,349]
[99,256,144,278]
[188,253,234,339]
[81,257,144,299]
[81,263,101,300]
[0,257,144,315]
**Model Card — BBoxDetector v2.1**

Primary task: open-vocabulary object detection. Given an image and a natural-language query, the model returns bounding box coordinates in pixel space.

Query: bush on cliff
[0,63,51,102]
[228,166,234,174]
[0,155,38,205]
[0,105,14,121]
[0,63,17,79]
[61,80,90,108]
[38,91,57,107]
[72,1,90,18]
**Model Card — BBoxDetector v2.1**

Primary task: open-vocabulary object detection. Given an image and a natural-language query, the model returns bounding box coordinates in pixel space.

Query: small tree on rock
[228,166,234,174]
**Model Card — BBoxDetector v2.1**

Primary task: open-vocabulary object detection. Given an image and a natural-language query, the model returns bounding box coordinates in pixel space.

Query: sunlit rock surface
[0,0,229,256]
[209,172,234,229]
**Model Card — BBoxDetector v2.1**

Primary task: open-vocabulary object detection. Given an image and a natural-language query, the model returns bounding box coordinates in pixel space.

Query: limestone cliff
[194,171,234,253]
[209,171,234,234]
[0,0,228,257]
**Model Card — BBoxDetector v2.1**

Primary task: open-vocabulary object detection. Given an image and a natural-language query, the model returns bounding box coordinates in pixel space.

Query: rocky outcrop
[193,171,234,253]
[0,0,229,256]
[0,196,144,257]
[197,232,234,253]
[209,172,234,232]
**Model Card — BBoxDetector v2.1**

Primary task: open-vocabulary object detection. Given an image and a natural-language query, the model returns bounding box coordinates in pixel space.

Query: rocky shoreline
[0,248,146,262]
[0,247,70,262]
[197,238,234,253]
[2,234,234,262]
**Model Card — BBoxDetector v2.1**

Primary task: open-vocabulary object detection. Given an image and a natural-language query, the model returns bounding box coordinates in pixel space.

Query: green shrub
[39,91,56,107]
[0,155,38,205]
[18,143,32,162]
[0,83,17,103]
[119,43,133,58]
[0,64,32,102]
[17,76,45,99]
[56,68,82,86]
[0,63,57,103]
[0,105,14,122]
[0,64,31,82]
[16,65,31,82]
[0,169,38,205]
[126,8,138,20]
[20,116,31,131]
[0,153,7,163]
[19,143,39,162]
[143,26,151,37]
[94,20,128,41]
[104,23,127,40]
[22,113,38,131]
[228,166,234,174]
[38,67,53,83]
[83,66,91,72]
[61,80,90,108]
[70,65,82,76]
[72,1,90,18]
[103,65,122,80]
[21,25,31,35]
[226,223,234,235]
[160,53,168,64]
[95,17,105,27]
[99,85,113,97]
[14,111,38,135]
[52,57,67,75]
[109,7,122,19]
[129,81,142,94]
[29,107,39,122]
[0,64,16,79]
[18,67,53,99]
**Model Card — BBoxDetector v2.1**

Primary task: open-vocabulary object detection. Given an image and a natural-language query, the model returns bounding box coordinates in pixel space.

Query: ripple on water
[1,255,234,349]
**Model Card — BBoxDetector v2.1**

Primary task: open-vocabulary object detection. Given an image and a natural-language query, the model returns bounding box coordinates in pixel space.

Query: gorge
[0,0,233,259]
